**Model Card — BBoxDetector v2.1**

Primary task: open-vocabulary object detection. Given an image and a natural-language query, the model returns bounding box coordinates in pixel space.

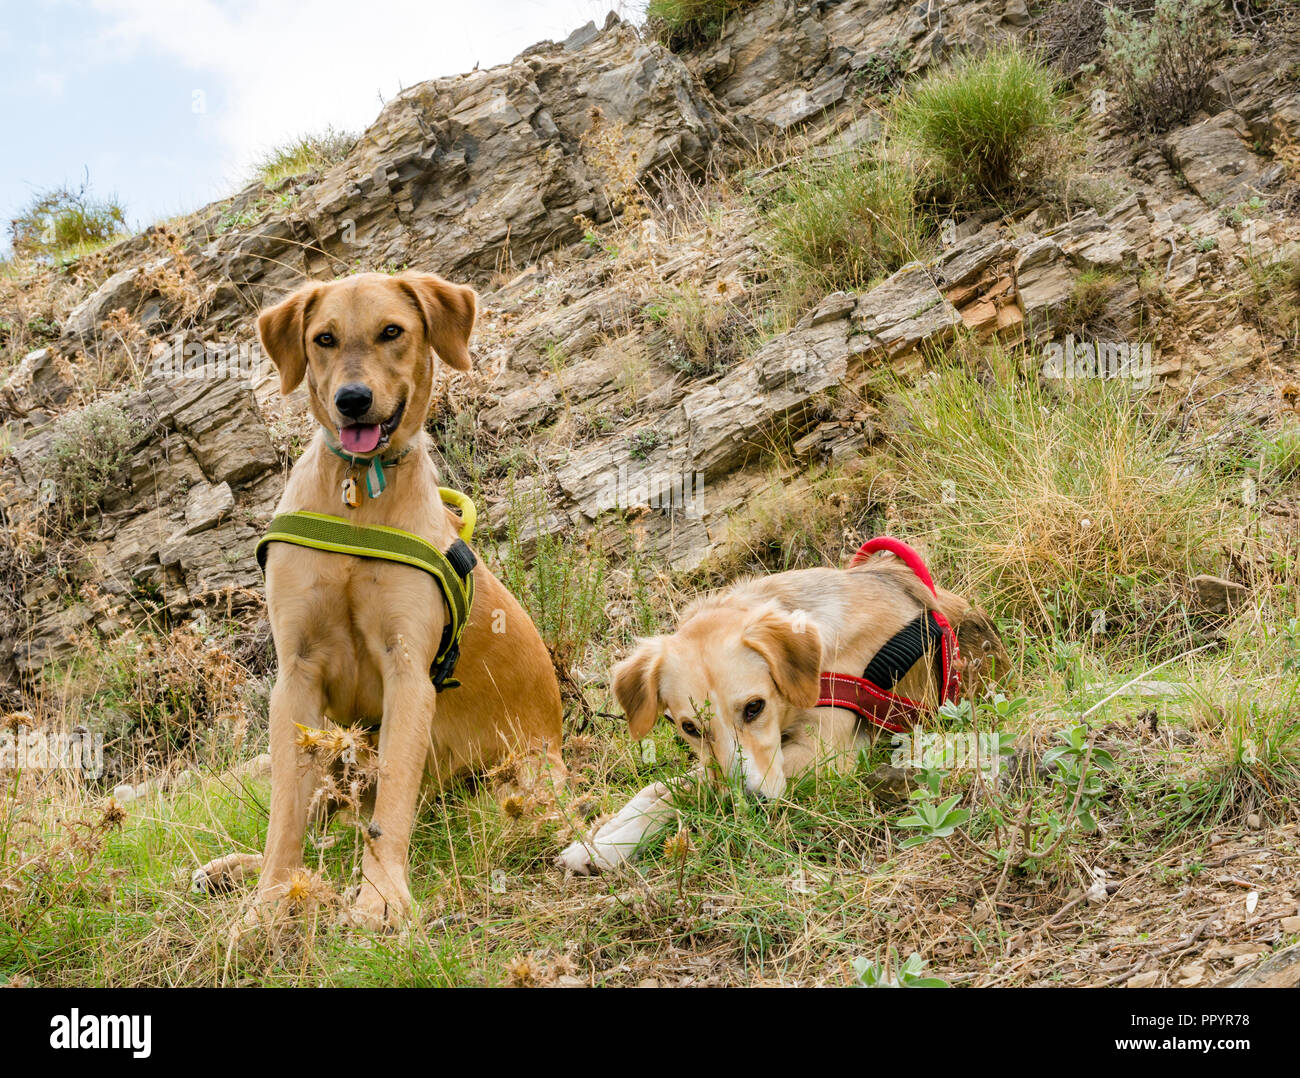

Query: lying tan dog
[556,548,1004,875]
[196,272,564,930]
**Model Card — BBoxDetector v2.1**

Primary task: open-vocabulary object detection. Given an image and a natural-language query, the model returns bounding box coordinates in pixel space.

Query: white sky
[2,0,642,238]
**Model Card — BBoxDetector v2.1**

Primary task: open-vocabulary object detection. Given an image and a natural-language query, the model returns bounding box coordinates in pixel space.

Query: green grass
[645,0,751,49]
[13,614,1299,987]
[863,341,1246,638]
[1059,268,1123,337]
[1261,424,1300,488]
[765,149,932,316]
[1166,689,1300,830]
[498,483,610,690]
[893,43,1063,206]
[254,128,356,187]
[5,288,1298,987]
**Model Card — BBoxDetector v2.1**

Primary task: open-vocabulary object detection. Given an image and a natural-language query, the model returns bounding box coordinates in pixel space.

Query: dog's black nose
[334,383,373,419]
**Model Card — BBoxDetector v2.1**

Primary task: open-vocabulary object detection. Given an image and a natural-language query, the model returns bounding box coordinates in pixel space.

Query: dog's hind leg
[192,852,263,894]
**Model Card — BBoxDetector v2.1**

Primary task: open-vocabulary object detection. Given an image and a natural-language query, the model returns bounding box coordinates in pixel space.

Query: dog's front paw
[341,879,410,932]
[555,839,620,876]
[221,888,295,955]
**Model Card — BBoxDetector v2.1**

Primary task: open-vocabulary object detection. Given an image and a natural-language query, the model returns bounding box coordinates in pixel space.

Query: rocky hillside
[2,0,1299,684]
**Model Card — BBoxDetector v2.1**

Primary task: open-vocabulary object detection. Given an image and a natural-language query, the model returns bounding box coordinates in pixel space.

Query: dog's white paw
[555,839,622,876]
[555,841,597,875]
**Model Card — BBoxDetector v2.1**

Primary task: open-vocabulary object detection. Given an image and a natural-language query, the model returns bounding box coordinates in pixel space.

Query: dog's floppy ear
[258,282,323,395]
[612,637,664,740]
[396,271,477,372]
[743,609,822,709]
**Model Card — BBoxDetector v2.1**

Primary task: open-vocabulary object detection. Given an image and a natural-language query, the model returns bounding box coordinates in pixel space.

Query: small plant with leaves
[894,769,970,848]
[626,429,663,461]
[853,949,948,987]
[858,43,908,96]
[1042,724,1116,834]
[1282,618,1300,674]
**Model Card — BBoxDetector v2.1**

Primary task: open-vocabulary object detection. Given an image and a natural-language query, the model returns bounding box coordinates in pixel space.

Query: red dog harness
[815,537,962,733]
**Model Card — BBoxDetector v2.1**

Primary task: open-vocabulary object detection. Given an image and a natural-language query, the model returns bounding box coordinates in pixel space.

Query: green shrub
[766,149,931,314]
[646,0,750,49]
[8,181,127,261]
[893,44,1063,205]
[643,281,753,377]
[255,127,356,186]
[51,401,138,519]
[499,483,608,692]
[1261,424,1300,487]
[871,342,1243,636]
[1102,0,1227,133]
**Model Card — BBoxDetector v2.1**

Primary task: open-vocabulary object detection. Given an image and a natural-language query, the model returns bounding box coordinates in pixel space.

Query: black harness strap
[862,612,946,690]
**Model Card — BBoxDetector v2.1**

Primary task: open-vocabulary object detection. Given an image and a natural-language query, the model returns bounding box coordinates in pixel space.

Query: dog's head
[257,271,476,456]
[611,604,822,799]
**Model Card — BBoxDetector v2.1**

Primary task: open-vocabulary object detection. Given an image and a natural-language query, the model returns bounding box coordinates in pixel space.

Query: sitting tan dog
[556,547,1003,875]
[195,272,564,931]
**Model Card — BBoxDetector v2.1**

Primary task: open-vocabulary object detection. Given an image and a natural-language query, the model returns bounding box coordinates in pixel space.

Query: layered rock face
[2,2,1299,678]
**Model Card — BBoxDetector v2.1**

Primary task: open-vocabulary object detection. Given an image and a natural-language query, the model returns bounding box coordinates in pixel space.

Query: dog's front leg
[247,668,325,924]
[345,665,433,931]
[556,771,698,875]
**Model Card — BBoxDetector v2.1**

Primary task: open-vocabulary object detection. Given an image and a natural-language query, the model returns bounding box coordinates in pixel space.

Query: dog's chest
[265,545,443,698]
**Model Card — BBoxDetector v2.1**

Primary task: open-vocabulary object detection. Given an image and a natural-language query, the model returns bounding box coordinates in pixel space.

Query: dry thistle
[504,954,545,988]
[663,826,691,862]
[283,868,336,911]
[1,711,35,731]
[100,799,127,830]
[579,106,647,224]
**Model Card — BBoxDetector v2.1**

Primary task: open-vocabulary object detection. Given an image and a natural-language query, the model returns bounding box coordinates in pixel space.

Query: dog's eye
[382,324,403,339]
[314,332,335,347]
[743,698,765,723]
[679,719,700,738]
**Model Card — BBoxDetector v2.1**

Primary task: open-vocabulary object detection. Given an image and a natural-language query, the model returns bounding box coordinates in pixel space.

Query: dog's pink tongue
[340,424,381,454]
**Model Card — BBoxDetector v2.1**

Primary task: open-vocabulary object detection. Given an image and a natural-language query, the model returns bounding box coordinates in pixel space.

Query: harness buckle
[430,640,462,692]
[445,538,477,578]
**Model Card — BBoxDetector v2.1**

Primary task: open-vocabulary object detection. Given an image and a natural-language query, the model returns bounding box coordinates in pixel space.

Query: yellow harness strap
[255,492,477,690]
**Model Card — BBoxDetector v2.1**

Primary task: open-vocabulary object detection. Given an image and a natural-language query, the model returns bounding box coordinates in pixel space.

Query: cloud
[86,0,621,181]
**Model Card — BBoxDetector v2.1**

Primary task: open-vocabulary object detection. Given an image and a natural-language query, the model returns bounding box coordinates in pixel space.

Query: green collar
[323,434,414,501]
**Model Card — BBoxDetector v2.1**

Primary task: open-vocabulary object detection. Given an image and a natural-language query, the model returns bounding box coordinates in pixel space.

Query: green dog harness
[255,493,478,690]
